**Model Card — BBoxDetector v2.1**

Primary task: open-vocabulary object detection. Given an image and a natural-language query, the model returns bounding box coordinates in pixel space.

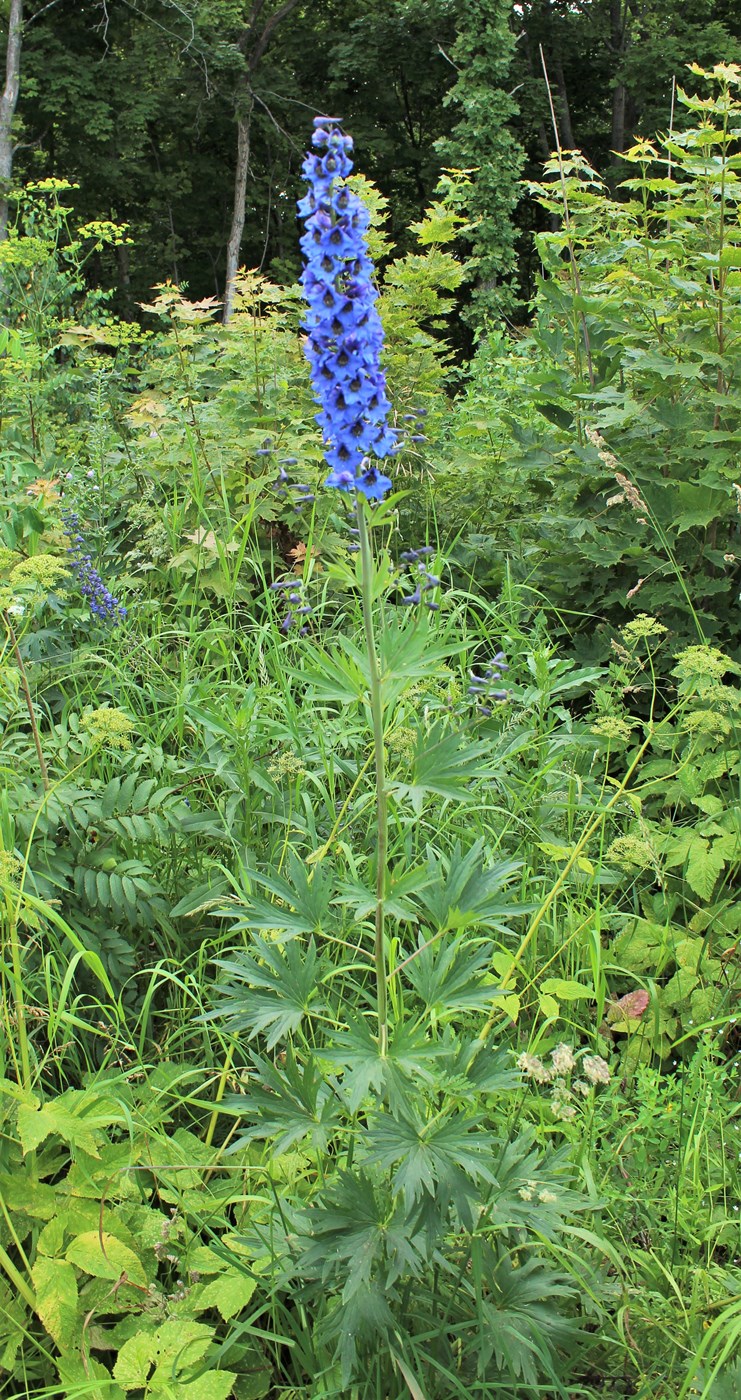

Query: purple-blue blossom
[61,509,126,625]
[298,116,398,500]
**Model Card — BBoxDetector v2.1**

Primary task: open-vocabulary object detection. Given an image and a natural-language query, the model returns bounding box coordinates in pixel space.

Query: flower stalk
[298,115,398,1053]
[356,497,389,1056]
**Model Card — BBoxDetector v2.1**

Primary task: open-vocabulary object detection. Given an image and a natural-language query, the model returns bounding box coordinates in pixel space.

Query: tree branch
[248,0,304,75]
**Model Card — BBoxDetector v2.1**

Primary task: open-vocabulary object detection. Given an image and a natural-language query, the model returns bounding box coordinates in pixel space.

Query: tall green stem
[356,496,389,1056]
[3,612,49,791]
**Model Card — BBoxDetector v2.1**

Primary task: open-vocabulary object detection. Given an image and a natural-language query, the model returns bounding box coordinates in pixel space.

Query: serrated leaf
[112,1319,230,1396]
[66,1231,147,1285]
[100,777,122,818]
[538,992,560,1020]
[0,1174,56,1218]
[83,865,98,906]
[32,1256,78,1348]
[686,836,727,900]
[194,1269,256,1321]
[58,1355,124,1400]
[18,1100,102,1157]
[498,993,521,1021]
[540,978,593,1001]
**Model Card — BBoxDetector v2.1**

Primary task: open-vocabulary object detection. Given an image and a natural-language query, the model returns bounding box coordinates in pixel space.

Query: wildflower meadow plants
[204,119,612,1398]
[3,93,741,1400]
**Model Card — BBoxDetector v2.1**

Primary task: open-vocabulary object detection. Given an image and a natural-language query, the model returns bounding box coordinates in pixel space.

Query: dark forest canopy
[3,0,741,312]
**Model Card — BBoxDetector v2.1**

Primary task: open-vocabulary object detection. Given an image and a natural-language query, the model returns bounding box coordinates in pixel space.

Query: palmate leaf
[365,1106,496,1222]
[485,1134,585,1239]
[390,723,492,814]
[416,840,524,934]
[297,1170,422,1296]
[441,1034,521,1096]
[335,860,432,922]
[221,1048,340,1155]
[377,619,467,712]
[221,853,336,939]
[299,639,367,704]
[473,1253,578,1388]
[323,1015,442,1113]
[295,1170,425,1382]
[401,932,500,1021]
[697,1360,741,1400]
[206,936,328,1048]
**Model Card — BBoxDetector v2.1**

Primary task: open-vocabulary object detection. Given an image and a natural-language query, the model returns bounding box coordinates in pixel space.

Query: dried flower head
[551,1043,576,1076]
[267,749,308,782]
[606,834,659,870]
[517,1052,552,1084]
[0,546,20,575]
[10,555,69,592]
[582,1054,611,1086]
[0,851,23,889]
[590,715,636,743]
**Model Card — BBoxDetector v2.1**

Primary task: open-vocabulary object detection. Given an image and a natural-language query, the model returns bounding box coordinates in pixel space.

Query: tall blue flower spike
[298,116,398,500]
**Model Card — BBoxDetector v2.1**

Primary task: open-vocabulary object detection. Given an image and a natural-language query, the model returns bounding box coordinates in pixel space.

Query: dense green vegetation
[0,3,740,1397]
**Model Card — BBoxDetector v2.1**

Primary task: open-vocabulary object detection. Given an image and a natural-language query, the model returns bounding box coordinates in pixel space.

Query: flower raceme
[298,117,398,500]
[61,509,126,625]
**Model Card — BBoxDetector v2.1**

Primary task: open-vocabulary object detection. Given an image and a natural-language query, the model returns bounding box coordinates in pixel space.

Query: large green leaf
[66,1231,147,1286]
[32,1256,78,1350]
[208,936,328,1048]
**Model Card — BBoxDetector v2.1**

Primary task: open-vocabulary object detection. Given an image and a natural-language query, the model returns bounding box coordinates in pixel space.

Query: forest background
[2,2,741,1399]
[6,0,741,318]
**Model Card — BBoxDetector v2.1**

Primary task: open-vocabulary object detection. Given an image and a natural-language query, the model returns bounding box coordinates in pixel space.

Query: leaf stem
[356,496,389,1056]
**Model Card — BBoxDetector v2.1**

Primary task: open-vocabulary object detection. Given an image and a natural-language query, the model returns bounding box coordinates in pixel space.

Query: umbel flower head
[298,116,398,500]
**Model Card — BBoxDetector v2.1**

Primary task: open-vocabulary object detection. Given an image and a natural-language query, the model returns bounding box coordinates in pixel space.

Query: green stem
[3,891,33,1096]
[356,496,389,1057]
[3,611,49,791]
[0,1238,35,1312]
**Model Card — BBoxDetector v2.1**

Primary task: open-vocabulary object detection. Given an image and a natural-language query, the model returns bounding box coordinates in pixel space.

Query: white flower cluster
[517,1044,611,1123]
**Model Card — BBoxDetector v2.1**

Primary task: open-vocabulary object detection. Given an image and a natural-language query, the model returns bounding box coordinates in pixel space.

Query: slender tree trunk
[221,0,303,323]
[553,54,575,150]
[116,243,135,320]
[611,80,626,155]
[0,0,23,242]
[222,90,253,324]
[609,0,631,160]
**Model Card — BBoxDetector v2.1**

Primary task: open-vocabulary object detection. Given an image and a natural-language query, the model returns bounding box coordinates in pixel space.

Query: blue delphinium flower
[61,509,126,625]
[298,116,398,500]
[468,653,509,716]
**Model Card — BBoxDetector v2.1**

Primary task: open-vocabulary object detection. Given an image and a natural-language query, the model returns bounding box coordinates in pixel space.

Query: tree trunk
[609,0,631,160]
[554,53,575,150]
[0,0,23,241]
[611,80,626,156]
[222,91,253,324]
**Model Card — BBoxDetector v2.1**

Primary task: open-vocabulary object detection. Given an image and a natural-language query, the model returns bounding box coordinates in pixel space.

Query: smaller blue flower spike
[299,116,398,500]
[61,509,126,625]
